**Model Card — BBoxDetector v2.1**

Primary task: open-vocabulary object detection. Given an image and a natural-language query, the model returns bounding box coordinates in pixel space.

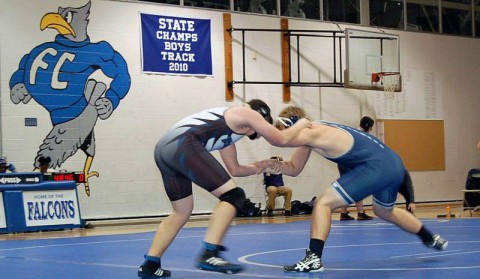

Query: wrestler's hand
[252,159,271,174]
[296,118,312,129]
[261,159,282,174]
[264,161,282,174]
[253,159,281,174]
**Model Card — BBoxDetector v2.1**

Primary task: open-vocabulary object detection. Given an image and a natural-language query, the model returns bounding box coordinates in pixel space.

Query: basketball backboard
[344,28,401,91]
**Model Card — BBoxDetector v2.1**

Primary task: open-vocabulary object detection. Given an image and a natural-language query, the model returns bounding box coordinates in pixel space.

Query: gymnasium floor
[0,204,479,279]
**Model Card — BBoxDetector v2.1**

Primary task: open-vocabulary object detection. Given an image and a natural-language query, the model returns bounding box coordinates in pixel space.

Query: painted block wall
[1,0,479,219]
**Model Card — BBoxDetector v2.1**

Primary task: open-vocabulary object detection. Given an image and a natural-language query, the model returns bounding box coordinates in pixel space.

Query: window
[407,0,439,33]
[370,0,405,29]
[136,0,480,38]
[323,0,361,24]
[141,0,180,5]
[475,5,480,36]
[442,0,472,36]
[235,0,278,15]
[281,0,320,20]
[202,0,231,10]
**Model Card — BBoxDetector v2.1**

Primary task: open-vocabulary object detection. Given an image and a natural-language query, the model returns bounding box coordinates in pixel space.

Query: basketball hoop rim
[371,72,401,83]
[375,71,400,76]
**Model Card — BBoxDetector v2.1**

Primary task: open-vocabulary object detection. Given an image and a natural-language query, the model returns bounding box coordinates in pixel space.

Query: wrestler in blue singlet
[154,107,244,201]
[318,121,405,208]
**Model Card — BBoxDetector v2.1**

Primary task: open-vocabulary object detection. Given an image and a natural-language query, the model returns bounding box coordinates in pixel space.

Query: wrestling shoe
[137,265,171,278]
[284,249,324,273]
[423,234,448,250]
[357,212,374,220]
[340,212,354,221]
[196,251,243,274]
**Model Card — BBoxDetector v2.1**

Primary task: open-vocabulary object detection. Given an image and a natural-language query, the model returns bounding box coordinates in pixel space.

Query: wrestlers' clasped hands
[253,158,283,175]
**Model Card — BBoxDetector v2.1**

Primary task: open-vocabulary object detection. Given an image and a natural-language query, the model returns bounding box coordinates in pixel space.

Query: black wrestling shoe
[357,212,374,220]
[284,249,324,273]
[196,251,243,274]
[340,212,354,221]
[423,234,448,250]
[137,265,171,278]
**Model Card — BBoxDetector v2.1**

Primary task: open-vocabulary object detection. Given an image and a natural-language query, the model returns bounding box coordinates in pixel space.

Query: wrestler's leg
[311,186,348,241]
[204,180,239,245]
[148,195,194,257]
[196,180,245,274]
[373,203,421,233]
[373,202,448,250]
[285,185,346,273]
[139,194,193,278]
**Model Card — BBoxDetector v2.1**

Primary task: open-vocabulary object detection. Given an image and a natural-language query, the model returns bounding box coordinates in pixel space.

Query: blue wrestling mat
[0,218,479,278]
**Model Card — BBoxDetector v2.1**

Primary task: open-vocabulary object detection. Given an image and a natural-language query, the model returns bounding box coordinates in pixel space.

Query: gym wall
[0,0,478,219]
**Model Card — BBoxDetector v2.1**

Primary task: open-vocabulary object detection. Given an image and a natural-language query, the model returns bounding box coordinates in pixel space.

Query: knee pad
[219,187,246,211]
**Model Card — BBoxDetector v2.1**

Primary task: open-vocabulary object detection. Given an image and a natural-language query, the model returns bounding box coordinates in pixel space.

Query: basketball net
[382,73,400,101]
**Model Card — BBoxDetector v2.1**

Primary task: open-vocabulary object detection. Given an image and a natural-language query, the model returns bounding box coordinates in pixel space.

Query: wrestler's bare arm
[280,146,312,177]
[263,117,311,147]
[219,144,261,177]
[226,107,310,147]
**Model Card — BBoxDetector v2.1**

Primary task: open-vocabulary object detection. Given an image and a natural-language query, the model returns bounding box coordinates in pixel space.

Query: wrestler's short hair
[278,106,306,119]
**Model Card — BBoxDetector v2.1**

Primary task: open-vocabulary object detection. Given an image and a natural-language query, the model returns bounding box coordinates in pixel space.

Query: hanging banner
[140,13,212,76]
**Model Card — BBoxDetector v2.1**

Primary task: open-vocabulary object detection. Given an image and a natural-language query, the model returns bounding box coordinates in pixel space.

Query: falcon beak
[40,13,76,37]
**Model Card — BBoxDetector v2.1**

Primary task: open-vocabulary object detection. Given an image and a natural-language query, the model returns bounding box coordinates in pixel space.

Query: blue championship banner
[140,13,212,75]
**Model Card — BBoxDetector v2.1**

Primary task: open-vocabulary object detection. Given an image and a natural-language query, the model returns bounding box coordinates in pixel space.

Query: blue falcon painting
[9,2,131,196]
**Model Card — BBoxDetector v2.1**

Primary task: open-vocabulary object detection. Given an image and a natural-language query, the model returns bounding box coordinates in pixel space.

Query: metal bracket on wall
[223,14,345,102]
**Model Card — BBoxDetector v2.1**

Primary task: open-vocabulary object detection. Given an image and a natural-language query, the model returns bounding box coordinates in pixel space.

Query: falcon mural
[9,1,131,196]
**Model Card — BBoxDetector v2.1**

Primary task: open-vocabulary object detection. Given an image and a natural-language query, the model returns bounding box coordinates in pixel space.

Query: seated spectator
[263,156,293,216]
[0,156,17,173]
